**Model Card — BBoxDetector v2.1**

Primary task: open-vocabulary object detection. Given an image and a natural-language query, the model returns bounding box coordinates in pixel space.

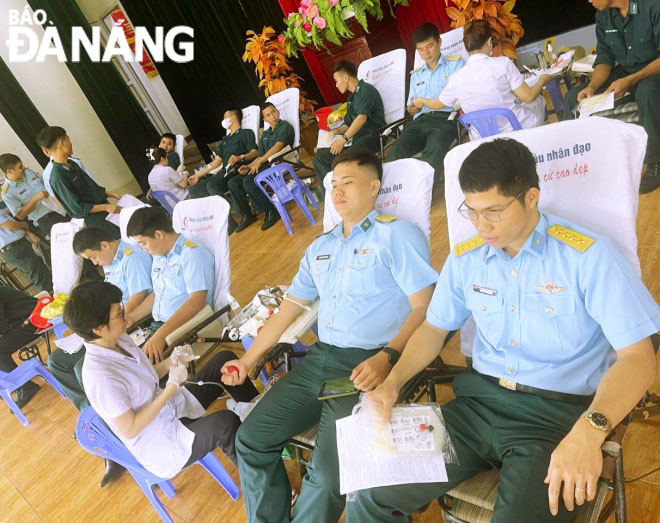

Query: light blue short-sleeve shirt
[151,235,215,322]
[408,55,464,117]
[104,240,153,304]
[0,208,25,249]
[288,210,438,349]
[427,212,660,395]
[2,168,52,225]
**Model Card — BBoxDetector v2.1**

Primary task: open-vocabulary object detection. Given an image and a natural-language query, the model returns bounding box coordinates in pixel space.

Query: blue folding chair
[150,190,181,216]
[76,407,240,522]
[254,163,320,235]
[0,358,65,426]
[458,108,523,138]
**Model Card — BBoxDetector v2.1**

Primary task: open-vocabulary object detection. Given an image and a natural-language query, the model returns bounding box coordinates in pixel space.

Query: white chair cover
[119,203,150,246]
[175,134,185,172]
[171,195,232,312]
[51,218,85,295]
[265,87,300,150]
[414,26,468,69]
[322,158,434,243]
[443,116,647,355]
[229,105,261,142]
[357,49,407,125]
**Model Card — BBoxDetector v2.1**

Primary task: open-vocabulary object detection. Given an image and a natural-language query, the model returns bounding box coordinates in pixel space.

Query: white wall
[0,113,42,181]
[0,0,141,195]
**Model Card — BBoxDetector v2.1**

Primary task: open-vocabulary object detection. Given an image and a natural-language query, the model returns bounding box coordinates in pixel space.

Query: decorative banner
[109,7,159,78]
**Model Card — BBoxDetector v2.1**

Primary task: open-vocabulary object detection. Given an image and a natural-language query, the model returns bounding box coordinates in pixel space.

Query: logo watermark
[6,7,194,63]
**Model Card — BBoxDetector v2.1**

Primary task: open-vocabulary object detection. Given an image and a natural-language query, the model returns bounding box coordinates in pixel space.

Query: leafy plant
[243,27,317,122]
[445,0,523,59]
[280,0,411,56]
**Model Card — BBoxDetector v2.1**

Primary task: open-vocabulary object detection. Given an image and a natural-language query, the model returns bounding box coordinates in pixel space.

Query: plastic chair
[76,407,240,523]
[150,190,181,215]
[0,358,66,426]
[458,108,522,138]
[254,163,320,235]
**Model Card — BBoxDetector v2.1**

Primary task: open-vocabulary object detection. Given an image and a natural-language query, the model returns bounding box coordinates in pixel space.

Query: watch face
[589,412,609,428]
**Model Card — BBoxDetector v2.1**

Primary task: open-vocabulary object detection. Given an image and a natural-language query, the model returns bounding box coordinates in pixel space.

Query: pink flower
[307,5,319,17]
[329,0,339,6]
[300,0,313,7]
[303,21,313,32]
[298,6,304,14]
[278,34,284,42]
[313,16,327,29]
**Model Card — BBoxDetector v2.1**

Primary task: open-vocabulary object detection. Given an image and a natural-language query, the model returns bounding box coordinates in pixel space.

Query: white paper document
[105,194,145,227]
[578,91,614,118]
[336,414,448,495]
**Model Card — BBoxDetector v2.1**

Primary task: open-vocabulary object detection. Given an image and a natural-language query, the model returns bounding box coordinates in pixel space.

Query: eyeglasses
[458,192,524,223]
[109,305,126,322]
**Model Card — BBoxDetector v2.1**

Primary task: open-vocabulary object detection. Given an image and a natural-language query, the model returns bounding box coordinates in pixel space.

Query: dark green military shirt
[345,79,386,141]
[219,128,257,165]
[258,119,295,157]
[167,151,181,170]
[49,160,107,218]
[594,0,660,74]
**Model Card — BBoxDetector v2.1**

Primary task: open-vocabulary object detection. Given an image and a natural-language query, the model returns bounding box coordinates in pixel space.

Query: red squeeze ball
[419,423,427,431]
[226,365,239,374]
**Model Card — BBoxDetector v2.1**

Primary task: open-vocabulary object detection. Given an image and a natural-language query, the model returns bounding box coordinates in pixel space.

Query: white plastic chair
[443,116,647,356]
[231,105,260,140]
[322,158,434,243]
[358,49,408,128]
[265,87,310,169]
[175,134,185,172]
[119,204,150,247]
[166,196,234,364]
[50,219,85,295]
[413,26,468,69]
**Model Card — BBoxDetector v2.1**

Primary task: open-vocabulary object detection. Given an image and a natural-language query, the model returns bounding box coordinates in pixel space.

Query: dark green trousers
[563,67,660,164]
[386,111,458,180]
[48,347,88,411]
[2,237,52,294]
[228,170,275,215]
[235,342,379,523]
[346,372,584,523]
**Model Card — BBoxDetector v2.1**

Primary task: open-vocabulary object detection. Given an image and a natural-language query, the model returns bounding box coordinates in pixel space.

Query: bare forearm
[587,339,656,428]
[116,385,177,439]
[386,304,432,352]
[344,115,367,139]
[154,356,173,378]
[387,320,448,390]
[17,196,43,220]
[0,221,28,231]
[240,299,305,367]
[628,57,660,85]
[419,98,446,110]
[89,204,108,214]
[125,291,148,316]
[589,64,612,91]
[129,292,154,323]
[157,293,207,341]
[197,156,222,178]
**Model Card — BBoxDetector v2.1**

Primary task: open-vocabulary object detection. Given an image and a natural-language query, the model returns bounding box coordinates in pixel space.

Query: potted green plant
[279,0,411,56]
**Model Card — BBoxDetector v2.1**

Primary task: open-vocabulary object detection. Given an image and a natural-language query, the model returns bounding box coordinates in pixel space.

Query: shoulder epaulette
[184,240,197,249]
[123,247,132,256]
[454,235,485,256]
[547,225,594,253]
[446,55,461,61]
[1,184,8,194]
[375,215,397,223]
[410,66,423,75]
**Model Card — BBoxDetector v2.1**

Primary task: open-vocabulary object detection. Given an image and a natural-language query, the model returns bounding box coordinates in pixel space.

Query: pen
[523,65,538,77]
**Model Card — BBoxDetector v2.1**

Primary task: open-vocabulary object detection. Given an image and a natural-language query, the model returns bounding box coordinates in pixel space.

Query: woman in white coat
[413,20,551,135]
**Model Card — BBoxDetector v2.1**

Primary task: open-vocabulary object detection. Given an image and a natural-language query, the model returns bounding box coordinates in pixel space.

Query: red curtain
[394,0,452,55]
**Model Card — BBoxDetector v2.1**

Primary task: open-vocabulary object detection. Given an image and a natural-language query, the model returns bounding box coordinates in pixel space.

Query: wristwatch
[381,346,401,366]
[580,410,612,433]
[340,134,348,141]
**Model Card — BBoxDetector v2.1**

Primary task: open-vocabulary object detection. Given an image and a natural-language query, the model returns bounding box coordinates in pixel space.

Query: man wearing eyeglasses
[346,138,660,523]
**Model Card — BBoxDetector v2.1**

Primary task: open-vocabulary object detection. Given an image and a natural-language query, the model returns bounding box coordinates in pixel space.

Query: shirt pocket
[466,292,504,347]
[311,258,332,294]
[342,252,377,296]
[522,294,578,353]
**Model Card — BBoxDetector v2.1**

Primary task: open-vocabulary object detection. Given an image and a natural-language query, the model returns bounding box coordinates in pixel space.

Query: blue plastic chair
[0,358,66,426]
[458,108,523,138]
[150,190,181,215]
[76,407,240,522]
[254,164,320,235]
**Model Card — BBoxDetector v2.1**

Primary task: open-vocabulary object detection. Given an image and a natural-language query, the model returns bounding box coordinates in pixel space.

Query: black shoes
[99,458,126,488]
[261,211,281,231]
[227,213,238,236]
[235,213,257,233]
[640,162,660,194]
[14,381,41,409]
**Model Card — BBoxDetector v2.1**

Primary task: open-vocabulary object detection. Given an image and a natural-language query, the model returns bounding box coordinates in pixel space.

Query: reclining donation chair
[437,116,648,522]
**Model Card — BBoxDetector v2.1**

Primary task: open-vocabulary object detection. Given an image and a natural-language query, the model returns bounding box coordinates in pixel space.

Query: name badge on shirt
[630,1,638,14]
[19,189,27,195]
[153,268,161,273]
[473,284,497,297]
[316,254,330,260]
[416,81,425,86]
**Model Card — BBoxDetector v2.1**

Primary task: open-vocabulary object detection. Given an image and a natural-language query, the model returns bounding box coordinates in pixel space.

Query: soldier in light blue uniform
[0,154,69,239]
[347,139,660,523]
[387,23,464,181]
[0,208,52,293]
[220,149,438,523]
[126,207,215,364]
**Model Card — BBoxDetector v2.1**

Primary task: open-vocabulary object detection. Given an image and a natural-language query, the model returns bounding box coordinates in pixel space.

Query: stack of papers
[578,91,614,118]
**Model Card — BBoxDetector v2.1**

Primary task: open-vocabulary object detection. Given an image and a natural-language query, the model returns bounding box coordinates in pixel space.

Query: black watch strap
[381,346,400,365]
